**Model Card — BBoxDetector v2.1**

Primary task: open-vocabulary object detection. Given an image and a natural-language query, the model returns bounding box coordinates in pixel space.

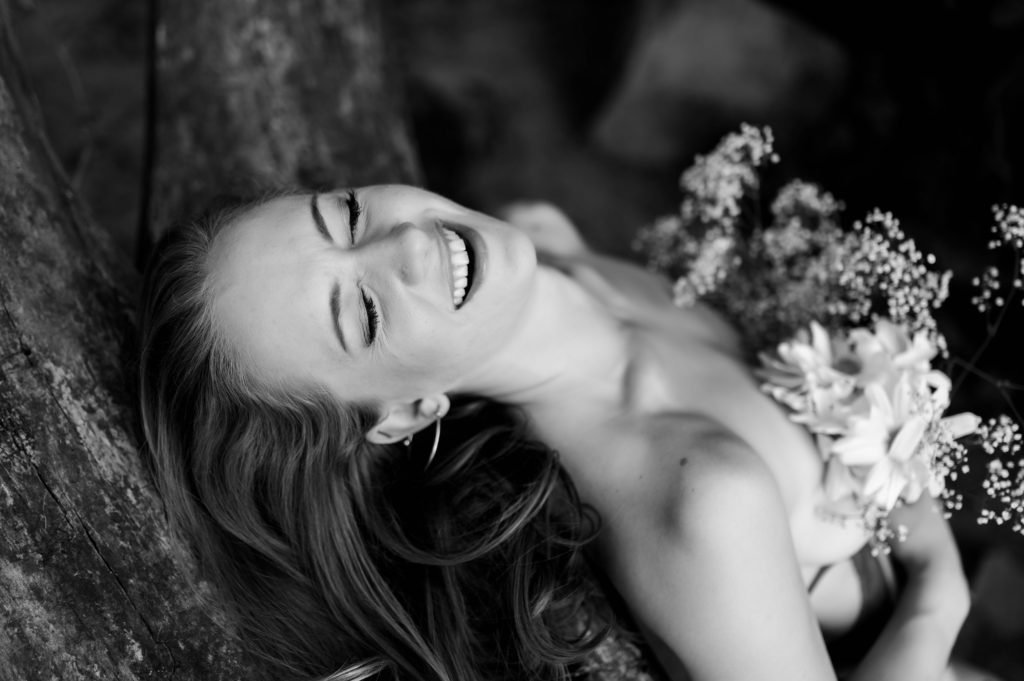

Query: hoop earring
[402,407,444,468]
[425,408,443,469]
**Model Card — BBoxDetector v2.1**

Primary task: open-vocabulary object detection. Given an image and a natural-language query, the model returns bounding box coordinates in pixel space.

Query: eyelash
[362,289,380,345]
[346,190,362,242]
[347,191,377,344]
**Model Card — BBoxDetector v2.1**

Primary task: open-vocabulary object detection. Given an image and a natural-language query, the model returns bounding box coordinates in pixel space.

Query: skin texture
[208,186,972,681]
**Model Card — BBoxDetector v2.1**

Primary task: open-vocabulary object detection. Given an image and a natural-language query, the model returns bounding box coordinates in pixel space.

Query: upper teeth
[442,227,470,307]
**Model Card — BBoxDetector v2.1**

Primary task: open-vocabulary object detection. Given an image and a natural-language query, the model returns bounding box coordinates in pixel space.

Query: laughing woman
[137,186,974,681]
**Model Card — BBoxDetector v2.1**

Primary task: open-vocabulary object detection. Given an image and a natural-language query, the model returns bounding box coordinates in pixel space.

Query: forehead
[210,194,314,263]
[206,194,342,388]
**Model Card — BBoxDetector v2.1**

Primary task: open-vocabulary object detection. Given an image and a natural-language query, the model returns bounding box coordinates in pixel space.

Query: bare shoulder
[600,412,785,546]
[497,201,588,256]
[594,412,833,680]
[654,414,782,534]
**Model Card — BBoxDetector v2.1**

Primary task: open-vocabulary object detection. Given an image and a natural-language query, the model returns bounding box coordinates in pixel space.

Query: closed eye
[362,288,380,345]
[346,190,363,243]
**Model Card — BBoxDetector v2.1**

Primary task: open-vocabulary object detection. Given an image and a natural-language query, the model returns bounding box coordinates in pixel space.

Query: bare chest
[637,313,873,564]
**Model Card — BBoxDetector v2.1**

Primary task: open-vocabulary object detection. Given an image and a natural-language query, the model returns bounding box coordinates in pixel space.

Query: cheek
[389,313,461,366]
[393,318,489,379]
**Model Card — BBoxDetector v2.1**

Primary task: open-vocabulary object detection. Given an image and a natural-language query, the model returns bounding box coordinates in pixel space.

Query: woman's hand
[888,496,971,631]
[849,496,970,681]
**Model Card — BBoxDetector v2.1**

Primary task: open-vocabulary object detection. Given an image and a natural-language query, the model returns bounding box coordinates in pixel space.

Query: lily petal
[941,412,981,439]
[864,383,895,426]
[823,457,858,502]
[888,415,928,462]
[810,322,832,363]
[864,460,907,511]
[831,426,888,465]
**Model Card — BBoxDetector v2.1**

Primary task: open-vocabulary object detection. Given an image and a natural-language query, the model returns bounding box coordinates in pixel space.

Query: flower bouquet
[636,125,1024,550]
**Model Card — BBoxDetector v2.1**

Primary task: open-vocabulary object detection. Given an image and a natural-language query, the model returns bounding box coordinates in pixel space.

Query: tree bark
[0,3,256,679]
[148,0,421,247]
[0,0,418,677]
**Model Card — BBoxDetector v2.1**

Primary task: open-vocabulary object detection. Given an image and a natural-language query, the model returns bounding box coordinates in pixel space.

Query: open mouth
[441,226,475,309]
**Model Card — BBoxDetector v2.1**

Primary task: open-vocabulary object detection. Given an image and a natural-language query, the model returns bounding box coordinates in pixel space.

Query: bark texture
[1,0,419,677]
[0,4,255,679]
[149,0,421,242]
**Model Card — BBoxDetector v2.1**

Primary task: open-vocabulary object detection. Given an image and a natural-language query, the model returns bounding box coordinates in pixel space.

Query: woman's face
[209,185,538,404]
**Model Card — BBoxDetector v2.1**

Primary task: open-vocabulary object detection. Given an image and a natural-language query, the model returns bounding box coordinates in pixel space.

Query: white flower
[830,379,921,461]
[826,376,977,513]
[760,319,979,522]
[847,320,941,389]
[758,321,861,419]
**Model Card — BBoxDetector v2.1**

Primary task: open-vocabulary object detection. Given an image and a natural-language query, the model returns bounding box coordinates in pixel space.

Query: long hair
[136,196,609,681]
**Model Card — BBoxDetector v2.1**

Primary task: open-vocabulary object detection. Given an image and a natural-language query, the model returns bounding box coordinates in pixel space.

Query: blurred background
[10,0,1024,677]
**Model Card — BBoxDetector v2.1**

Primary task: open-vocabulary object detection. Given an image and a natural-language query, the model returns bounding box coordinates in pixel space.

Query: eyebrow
[314,193,348,353]
[335,193,354,243]
[329,281,348,353]
[310,193,334,243]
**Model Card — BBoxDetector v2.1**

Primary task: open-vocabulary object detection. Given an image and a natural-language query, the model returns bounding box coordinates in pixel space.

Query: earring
[401,406,444,467]
[425,406,443,469]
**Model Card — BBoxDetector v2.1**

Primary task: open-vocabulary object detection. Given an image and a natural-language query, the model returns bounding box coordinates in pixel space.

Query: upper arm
[598,424,837,681]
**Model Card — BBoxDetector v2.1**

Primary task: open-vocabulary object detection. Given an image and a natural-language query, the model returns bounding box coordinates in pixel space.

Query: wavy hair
[136,196,609,681]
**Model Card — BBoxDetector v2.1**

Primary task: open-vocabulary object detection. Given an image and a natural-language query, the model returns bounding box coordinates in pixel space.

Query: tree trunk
[147,0,421,249]
[0,0,418,677]
[0,5,255,681]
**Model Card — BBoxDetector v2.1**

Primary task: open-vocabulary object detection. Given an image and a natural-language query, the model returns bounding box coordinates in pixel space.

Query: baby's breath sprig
[634,123,777,307]
[975,416,1024,535]
[970,205,1023,317]
[637,127,952,353]
[955,204,1024,414]
[676,122,778,230]
[833,209,951,352]
[971,266,1003,315]
[868,518,908,556]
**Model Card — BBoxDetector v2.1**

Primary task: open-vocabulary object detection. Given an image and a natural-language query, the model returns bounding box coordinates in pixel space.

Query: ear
[365,395,451,445]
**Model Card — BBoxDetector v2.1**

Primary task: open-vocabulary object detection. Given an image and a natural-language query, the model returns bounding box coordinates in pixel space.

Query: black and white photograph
[2,1,1024,679]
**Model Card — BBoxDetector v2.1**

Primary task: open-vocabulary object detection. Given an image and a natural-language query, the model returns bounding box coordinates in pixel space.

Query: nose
[362,221,434,286]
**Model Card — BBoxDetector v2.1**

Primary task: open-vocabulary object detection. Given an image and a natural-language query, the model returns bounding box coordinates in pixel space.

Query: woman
[138,185,973,681]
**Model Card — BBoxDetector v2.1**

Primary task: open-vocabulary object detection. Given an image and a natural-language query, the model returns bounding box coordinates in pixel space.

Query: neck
[457,263,630,412]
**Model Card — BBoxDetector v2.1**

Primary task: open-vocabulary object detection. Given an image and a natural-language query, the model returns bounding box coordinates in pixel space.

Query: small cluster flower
[976,416,1024,533]
[992,204,1024,248]
[971,266,1003,314]
[971,204,1024,314]
[677,122,778,231]
[833,210,951,349]
[634,124,777,308]
[637,125,1024,544]
[638,128,950,354]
